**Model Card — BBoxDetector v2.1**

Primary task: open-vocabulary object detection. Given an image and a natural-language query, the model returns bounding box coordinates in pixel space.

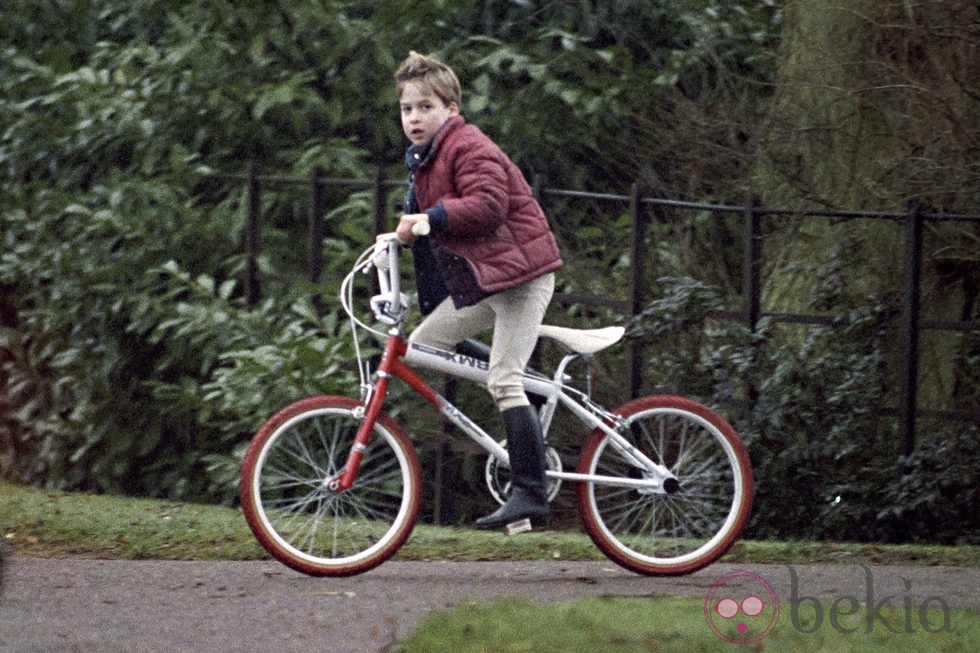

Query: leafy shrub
[631,275,978,543]
[0,173,363,501]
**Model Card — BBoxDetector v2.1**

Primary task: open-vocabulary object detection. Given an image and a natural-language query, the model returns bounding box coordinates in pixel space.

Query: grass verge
[1,481,978,566]
[395,597,978,653]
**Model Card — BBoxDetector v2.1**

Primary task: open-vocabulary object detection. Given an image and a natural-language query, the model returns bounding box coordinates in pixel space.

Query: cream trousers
[408,273,555,411]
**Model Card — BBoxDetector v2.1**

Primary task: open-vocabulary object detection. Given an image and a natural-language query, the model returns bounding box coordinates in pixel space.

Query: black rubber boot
[475,405,550,530]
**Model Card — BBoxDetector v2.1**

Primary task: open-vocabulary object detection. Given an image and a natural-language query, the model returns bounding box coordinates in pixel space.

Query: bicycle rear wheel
[576,395,752,575]
[240,396,421,576]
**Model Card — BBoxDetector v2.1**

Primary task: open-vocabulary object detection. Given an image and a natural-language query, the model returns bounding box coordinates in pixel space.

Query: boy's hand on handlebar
[396,214,430,245]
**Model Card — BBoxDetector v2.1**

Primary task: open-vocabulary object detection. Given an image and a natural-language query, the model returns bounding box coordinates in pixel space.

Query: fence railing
[204,164,980,453]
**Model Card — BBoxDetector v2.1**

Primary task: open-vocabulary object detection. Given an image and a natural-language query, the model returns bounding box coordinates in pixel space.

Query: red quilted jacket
[412,115,563,309]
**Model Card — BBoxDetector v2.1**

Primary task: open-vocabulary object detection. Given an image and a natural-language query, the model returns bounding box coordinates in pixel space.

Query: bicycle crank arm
[548,470,680,493]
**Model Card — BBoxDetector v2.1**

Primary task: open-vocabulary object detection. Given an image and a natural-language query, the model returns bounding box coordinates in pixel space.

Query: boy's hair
[395,51,461,107]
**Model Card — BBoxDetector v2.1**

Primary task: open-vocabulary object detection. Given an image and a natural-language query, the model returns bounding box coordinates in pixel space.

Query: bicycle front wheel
[576,395,753,575]
[240,396,422,576]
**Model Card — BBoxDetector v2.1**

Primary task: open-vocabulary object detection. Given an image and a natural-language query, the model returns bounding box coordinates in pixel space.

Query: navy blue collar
[404,140,433,171]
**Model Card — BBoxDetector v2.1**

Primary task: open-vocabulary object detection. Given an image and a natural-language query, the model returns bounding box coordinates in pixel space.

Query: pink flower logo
[704,571,779,644]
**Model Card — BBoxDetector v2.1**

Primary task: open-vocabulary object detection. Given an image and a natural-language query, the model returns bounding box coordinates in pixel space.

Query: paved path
[1,556,977,652]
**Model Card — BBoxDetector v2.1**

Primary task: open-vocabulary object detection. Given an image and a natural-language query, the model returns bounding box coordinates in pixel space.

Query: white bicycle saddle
[537,325,625,355]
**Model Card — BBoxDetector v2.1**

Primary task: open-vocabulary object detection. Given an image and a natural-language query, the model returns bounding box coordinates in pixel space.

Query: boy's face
[399,80,459,147]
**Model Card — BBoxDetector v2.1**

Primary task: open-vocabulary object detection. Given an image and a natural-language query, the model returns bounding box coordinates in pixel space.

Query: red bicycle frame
[326,237,673,496]
[330,331,441,492]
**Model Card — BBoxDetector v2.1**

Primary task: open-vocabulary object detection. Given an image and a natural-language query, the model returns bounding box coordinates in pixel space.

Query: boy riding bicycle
[392,51,563,530]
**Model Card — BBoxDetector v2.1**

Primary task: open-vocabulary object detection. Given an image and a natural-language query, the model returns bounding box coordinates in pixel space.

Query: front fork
[326,333,405,493]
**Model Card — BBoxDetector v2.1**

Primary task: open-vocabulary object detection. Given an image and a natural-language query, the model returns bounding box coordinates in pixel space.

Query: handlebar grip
[411,219,430,236]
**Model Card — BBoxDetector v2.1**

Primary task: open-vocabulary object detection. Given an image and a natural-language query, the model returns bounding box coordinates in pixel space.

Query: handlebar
[368,237,408,326]
[341,216,433,334]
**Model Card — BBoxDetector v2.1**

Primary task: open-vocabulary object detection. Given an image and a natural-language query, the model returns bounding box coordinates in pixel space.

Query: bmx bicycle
[240,229,753,577]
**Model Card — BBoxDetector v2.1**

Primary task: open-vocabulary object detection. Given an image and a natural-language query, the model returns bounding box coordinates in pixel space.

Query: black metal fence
[205,164,980,453]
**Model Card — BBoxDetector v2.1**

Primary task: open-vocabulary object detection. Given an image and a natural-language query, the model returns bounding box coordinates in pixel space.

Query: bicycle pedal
[504,518,533,536]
